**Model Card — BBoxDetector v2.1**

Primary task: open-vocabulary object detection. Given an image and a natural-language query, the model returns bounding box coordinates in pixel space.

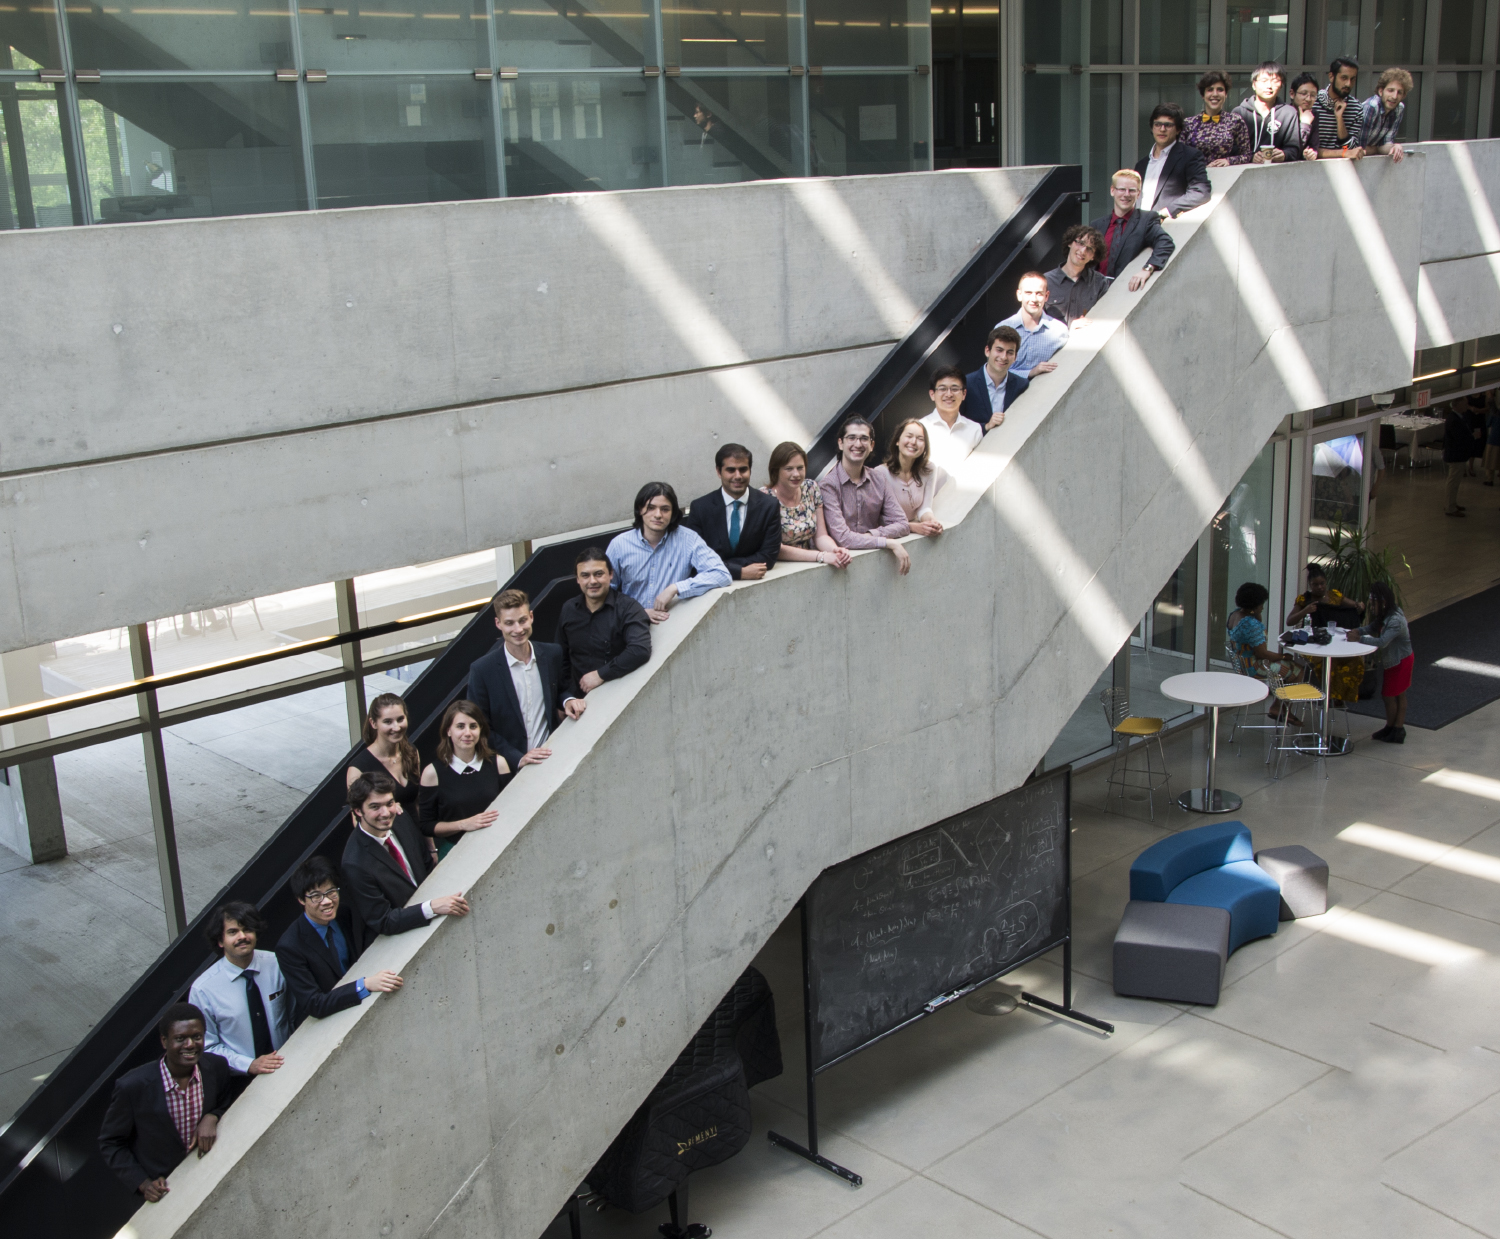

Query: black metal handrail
[0,163,1081,1238]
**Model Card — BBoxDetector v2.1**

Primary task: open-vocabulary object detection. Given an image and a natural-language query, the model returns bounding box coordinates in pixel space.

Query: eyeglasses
[842,434,872,443]
[1151,120,1176,129]
[303,887,340,904]
[933,385,964,395]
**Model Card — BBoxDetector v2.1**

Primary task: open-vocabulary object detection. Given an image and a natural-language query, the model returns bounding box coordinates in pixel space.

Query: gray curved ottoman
[1113,900,1231,1006]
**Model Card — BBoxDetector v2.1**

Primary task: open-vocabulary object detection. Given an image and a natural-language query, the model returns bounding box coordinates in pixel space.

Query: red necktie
[1100,211,1127,276]
[384,837,414,883]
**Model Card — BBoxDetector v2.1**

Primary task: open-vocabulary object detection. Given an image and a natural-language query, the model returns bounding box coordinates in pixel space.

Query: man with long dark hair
[606,482,731,623]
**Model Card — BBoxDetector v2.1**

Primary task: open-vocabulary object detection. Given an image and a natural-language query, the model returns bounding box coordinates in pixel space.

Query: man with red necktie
[1089,168,1176,294]
[341,771,471,955]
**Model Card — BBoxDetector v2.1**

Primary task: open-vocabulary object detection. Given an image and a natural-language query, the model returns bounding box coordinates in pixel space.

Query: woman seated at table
[1286,563,1366,705]
[871,419,948,537]
[346,692,421,823]
[762,441,852,568]
[417,700,512,861]
[1227,582,1302,717]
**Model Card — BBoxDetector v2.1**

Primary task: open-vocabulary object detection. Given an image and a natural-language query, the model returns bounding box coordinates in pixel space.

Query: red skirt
[1382,654,1414,697]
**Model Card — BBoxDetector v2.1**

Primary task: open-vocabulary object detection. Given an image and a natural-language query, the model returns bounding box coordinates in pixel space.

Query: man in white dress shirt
[466,589,566,770]
[188,902,289,1087]
[920,365,982,470]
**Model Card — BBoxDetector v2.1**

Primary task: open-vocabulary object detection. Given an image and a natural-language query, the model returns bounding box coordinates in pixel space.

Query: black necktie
[460,766,477,775]
[241,970,274,1058]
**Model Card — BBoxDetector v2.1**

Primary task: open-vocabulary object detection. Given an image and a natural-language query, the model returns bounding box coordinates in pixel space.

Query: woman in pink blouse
[1183,71,1253,167]
[872,419,948,537]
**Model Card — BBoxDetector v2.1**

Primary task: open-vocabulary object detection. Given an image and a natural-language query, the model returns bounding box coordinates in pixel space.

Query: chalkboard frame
[767,770,1113,1187]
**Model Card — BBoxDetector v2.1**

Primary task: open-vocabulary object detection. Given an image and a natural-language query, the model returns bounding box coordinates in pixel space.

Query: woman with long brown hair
[418,699,512,860]
[872,418,947,537]
[761,441,850,568]
[346,692,421,821]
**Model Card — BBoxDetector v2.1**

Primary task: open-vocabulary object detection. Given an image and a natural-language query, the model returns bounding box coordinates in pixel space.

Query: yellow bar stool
[1269,683,1326,780]
[1100,689,1172,821]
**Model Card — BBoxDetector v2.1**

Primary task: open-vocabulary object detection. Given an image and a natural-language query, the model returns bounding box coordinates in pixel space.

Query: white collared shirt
[920,408,982,468]
[1142,140,1174,211]
[505,642,549,751]
[449,754,483,774]
[358,822,434,920]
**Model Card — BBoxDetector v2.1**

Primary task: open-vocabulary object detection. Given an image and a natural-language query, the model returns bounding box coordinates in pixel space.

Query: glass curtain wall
[0,0,930,227]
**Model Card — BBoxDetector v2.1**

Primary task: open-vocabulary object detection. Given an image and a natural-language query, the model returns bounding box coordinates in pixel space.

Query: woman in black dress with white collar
[418,699,512,861]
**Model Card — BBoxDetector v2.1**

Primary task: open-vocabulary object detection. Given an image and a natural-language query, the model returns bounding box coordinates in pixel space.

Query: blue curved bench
[1129,822,1281,954]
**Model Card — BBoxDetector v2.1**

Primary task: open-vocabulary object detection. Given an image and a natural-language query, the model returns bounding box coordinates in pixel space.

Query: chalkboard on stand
[767,769,1112,1186]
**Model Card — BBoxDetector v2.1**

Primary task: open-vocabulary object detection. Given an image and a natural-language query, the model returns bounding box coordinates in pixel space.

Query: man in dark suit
[682,443,782,580]
[1090,170,1175,292]
[963,325,1030,432]
[1134,102,1210,220]
[467,588,567,770]
[276,854,404,1029]
[98,1002,233,1202]
[340,772,471,955]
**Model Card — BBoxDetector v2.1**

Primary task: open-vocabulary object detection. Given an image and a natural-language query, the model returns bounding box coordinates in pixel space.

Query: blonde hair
[1111,168,1143,189]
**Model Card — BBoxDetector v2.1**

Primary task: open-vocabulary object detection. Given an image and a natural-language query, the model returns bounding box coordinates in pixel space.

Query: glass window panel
[1438,0,1484,63]
[808,72,927,173]
[493,0,648,69]
[964,4,997,54]
[807,0,928,67]
[299,0,488,72]
[1228,1,1288,65]
[2,8,62,70]
[0,78,75,228]
[77,80,306,221]
[1023,72,1063,161]
[502,74,660,192]
[1025,0,1120,66]
[309,75,497,208]
[1373,0,1425,64]
[1208,440,1275,661]
[356,551,498,666]
[66,0,295,72]
[1478,334,1500,364]
[1310,433,1364,538]
[1150,541,1197,658]
[1139,0,1209,64]
[1042,662,1115,768]
[1433,70,1480,139]
[931,1,958,56]
[665,75,801,184]
[663,2,793,68]
[961,54,997,149]
[1308,0,1361,61]
[1138,72,1198,140]
[1088,72,1120,212]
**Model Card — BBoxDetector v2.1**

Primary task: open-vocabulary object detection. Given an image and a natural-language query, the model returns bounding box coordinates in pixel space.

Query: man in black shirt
[557,547,653,715]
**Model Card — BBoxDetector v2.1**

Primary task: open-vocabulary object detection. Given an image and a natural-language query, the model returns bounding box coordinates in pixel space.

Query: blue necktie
[728,500,742,551]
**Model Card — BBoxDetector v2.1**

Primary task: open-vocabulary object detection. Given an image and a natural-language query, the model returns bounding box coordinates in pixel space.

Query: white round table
[1159,671,1269,814]
[1278,636,1377,756]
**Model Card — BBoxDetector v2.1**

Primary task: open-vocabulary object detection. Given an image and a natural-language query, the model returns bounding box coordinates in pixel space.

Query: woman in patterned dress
[1184,70,1253,167]
[762,441,851,568]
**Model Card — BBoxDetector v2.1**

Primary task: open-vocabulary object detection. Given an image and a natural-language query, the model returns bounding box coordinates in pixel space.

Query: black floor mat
[1350,584,1500,729]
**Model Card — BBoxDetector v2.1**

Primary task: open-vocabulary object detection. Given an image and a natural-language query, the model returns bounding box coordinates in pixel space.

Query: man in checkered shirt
[98,1002,235,1201]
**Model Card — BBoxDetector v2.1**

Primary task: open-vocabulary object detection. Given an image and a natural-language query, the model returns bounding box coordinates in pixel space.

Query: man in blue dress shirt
[996,271,1070,380]
[607,482,732,624]
[188,902,291,1086]
[275,855,404,1029]
[962,325,1030,432]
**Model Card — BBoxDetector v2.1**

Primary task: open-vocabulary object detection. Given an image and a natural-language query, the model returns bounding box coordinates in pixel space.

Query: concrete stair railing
[122,147,1500,1239]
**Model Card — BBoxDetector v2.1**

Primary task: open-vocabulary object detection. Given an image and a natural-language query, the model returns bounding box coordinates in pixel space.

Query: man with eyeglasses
[819,415,912,575]
[276,854,404,1030]
[1133,103,1209,220]
[921,365,982,469]
[1089,169,1175,293]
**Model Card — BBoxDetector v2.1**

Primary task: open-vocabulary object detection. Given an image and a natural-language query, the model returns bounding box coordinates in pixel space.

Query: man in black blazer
[98,1002,233,1202]
[340,772,471,955]
[963,325,1030,431]
[276,854,404,1029]
[1134,102,1210,220]
[467,588,567,770]
[682,443,782,580]
[1091,171,1175,292]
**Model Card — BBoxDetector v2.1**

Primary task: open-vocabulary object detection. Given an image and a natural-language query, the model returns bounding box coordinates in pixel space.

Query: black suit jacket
[98,1052,233,1191]
[276,910,364,1029]
[962,367,1029,429]
[340,816,433,956]
[1090,208,1176,278]
[466,639,565,769]
[682,488,781,579]
[1133,143,1210,218]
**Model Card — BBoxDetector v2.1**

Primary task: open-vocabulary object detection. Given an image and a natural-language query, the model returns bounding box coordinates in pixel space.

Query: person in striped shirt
[1310,57,1365,159]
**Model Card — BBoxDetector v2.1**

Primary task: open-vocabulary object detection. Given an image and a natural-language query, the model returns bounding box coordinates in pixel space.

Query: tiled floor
[546,697,1500,1239]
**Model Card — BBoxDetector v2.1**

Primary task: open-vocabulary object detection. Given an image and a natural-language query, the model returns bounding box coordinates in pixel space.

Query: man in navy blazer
[466,588,567,770]
[98,1002,233,1201]
[962,325,1030,432]
[682,443,782,580]
[275,854,403,1029]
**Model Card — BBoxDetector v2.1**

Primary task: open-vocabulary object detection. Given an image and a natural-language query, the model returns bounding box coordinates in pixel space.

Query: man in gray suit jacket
[1090,169,1176,292]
